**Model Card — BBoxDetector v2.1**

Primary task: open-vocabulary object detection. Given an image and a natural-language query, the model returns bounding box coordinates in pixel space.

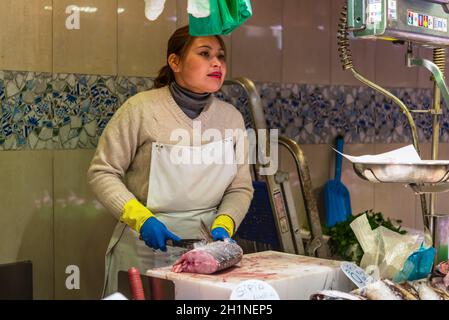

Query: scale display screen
[348,0,449,46]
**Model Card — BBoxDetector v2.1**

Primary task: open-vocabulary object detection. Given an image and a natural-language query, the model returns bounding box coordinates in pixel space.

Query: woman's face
[170,36,226,94]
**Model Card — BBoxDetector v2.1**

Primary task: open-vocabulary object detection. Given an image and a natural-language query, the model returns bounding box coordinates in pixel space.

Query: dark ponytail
[153,65,174,88]
[153,25,227,88]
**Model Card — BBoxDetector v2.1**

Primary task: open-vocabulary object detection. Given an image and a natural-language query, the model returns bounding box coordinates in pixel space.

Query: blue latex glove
[140,217,181,252]
[211,227,230,241]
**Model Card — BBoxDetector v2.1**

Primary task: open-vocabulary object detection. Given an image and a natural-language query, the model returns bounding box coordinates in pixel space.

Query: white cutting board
[146,251,353,300]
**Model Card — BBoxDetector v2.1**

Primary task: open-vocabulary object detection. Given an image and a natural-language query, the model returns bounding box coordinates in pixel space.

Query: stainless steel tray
[353,162,449,184]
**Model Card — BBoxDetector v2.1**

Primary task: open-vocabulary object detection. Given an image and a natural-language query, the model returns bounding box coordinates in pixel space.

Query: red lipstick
[208,72,222,79]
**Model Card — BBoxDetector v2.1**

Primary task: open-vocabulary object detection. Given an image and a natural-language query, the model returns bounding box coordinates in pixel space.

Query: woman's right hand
[140,217,181,252]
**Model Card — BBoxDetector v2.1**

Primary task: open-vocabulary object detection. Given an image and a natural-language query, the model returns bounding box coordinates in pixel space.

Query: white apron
[103,137,237,297]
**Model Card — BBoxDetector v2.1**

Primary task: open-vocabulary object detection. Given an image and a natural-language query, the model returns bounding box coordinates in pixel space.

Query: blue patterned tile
[0,72,53,150]
[1,70,448,149]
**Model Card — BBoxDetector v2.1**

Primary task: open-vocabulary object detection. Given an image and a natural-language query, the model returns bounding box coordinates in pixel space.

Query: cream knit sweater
[87,86,254,228]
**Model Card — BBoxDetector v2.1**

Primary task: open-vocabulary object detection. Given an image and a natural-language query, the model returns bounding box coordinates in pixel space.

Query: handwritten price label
[230,279,280,300]
[341,262,377,288]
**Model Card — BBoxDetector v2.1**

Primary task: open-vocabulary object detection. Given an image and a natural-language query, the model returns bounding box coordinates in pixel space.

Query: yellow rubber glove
[211,214,235,238]
[121,199,154,233]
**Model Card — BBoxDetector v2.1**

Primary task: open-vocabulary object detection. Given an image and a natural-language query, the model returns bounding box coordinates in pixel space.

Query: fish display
[310,260,449,300]
[357,279,418,300]
[310,290,365,300]
[311,278,449,300]
[171,239,243,274]
[431,260,449,287]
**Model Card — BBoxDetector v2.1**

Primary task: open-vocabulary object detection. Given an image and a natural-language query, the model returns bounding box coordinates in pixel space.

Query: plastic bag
[393,244,436,282]
[187,0,211,18]
[350,213,421,279]
[144,0,166,21]
[189,0,252,36]
[221,0,252,35]
[189,0,223,36]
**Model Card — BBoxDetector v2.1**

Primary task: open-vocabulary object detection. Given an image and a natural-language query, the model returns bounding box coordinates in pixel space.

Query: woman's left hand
[211,227,230,241]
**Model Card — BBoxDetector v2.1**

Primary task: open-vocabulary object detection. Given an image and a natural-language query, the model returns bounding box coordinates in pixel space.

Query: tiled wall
[0,0,444,86]
[0,71,154,150]
[1,70,445,151]
[0,0,220,77]
[2,0,449,300]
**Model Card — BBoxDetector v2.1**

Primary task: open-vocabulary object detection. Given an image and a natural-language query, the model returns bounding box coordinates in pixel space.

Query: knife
[138,219,212,249]
[168,239,203,249]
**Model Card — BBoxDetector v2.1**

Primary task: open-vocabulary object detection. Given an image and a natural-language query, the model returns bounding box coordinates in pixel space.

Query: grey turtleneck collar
[169,81,212,119]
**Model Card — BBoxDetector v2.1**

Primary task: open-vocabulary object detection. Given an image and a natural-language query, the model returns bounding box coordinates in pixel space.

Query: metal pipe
[431,47,446,248]
[407,46,448,244]
[338,4,429,227]
[349,69,428,230]
[224,78,267,130]
[223,78,327,257]
[349,69,421,154]
[407,54,449,112]
[429,82,441,243]
[224,77,266,181]
[337,4,421,154]
[278,136,328,258]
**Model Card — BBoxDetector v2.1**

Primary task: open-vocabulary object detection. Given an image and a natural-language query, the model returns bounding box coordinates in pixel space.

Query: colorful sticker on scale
[407,9,447,32]
[367,0,382,24]
[388,0,397,20]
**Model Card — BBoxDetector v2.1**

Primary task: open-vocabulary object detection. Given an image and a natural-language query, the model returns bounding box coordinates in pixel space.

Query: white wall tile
[53,149,116,299]
[118,0,177,77]
[0,0,52,72]
[282,0,331,84]
[53,0,117,75]
[0,151,54,299]
[231,0,283,82]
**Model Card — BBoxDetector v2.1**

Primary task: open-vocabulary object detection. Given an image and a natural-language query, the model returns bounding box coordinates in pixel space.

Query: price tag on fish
[341,262,376,288]
[230,279,280,300]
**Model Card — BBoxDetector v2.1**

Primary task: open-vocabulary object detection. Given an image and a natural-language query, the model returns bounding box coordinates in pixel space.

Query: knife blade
[168,239,203,249]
